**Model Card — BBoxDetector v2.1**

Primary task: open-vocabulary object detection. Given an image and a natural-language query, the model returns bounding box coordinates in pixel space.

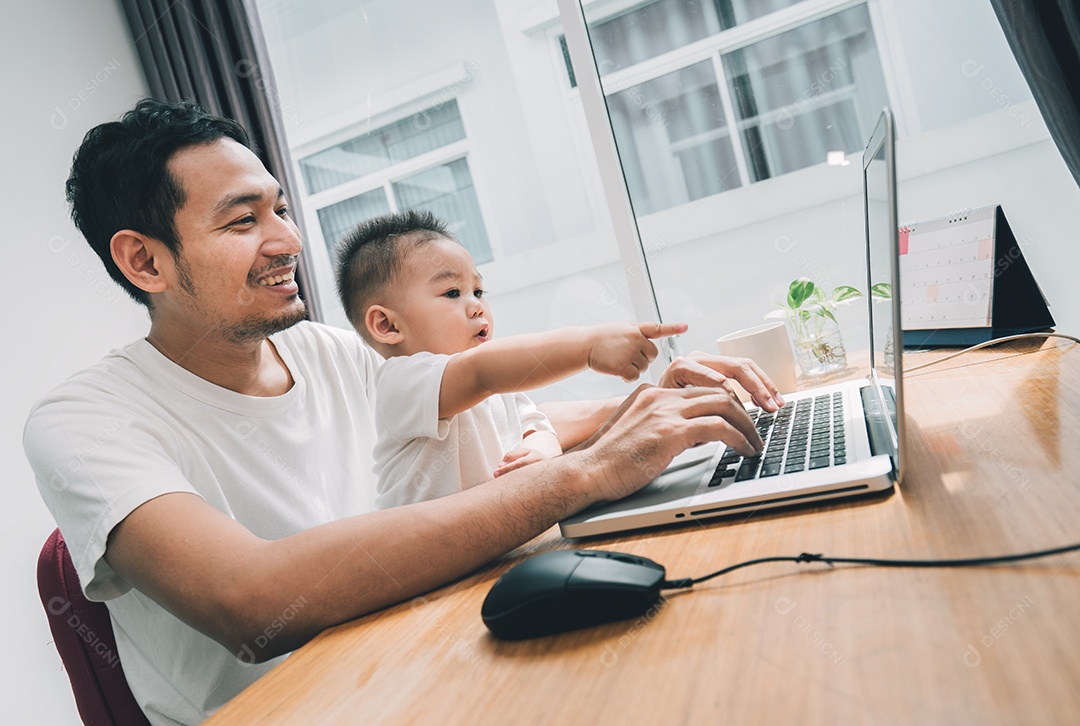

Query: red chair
[37,528,150,726]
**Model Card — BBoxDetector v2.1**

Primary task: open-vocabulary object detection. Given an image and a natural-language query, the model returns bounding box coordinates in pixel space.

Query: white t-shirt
[373,351,555,508]
[23,322,381,726]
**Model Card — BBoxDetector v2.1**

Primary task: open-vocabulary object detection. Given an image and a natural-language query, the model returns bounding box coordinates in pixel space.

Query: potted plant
[765,277,863,377]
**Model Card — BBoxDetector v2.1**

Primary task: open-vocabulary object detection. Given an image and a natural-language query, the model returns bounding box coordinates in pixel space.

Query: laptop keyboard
[707,393,848,488]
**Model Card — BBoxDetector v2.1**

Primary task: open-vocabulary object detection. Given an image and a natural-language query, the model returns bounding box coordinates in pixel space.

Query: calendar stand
[902,205,1054,348]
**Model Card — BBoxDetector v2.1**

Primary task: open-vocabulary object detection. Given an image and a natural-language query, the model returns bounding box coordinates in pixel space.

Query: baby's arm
[439,321,687,419]
[492,430,562,478]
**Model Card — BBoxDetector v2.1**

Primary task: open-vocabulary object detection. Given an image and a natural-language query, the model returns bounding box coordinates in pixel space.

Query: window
[300,100,493,264]
[252,0,1056,366]
[587,0,814,70]
[569,1,888,215]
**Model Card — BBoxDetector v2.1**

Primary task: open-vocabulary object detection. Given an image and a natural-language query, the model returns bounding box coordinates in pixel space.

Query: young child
[335,210,685,509]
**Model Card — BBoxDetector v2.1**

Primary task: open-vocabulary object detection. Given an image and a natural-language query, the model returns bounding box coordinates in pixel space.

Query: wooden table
[208,338,1080,725]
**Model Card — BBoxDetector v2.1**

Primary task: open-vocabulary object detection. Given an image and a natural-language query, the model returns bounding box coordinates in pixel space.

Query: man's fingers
[731,357,784,409]
[666,359,748,406]
[720,379,740,402]
[671,358,728,388]
[657,353,784,412]
[692,417,759,457]
[681,389,762,453]
[639,322,688,340]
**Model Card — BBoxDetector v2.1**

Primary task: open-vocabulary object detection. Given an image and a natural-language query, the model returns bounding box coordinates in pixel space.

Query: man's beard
[217,297,308,344]
[174,253,309,344]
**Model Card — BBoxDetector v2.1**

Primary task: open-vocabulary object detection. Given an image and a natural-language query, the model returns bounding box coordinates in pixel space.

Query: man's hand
[587,322,688,382]
[581,384,762,503]
[657,351,785,412]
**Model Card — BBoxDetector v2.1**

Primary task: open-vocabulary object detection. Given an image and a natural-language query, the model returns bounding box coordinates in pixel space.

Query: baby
[335,210,684,509]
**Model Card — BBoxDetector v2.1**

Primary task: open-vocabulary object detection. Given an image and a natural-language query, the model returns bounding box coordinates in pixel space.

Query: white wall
[2,1,149,723]
[258,0,561,259]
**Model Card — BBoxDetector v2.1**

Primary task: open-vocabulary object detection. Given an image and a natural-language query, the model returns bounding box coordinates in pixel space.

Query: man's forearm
[241,448,603,658]
[106,449,604,663]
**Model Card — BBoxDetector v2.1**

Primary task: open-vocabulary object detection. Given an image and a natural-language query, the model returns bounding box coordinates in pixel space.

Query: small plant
[765,277,863,340]
[766,277,863,375]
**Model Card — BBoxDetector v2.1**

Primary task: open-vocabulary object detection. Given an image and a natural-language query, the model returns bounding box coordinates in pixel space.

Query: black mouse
[481,549,667,640]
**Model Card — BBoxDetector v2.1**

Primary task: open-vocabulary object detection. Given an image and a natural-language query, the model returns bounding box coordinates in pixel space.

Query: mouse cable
[659,541,1080,590]
[904,331,1079,373]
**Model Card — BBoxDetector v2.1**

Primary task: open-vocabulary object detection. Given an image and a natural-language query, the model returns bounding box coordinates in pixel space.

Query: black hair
[334,209,455,338]
[65,98,252,307]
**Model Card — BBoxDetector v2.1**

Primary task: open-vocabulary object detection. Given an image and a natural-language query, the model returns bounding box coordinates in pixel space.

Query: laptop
[560,108,906,538]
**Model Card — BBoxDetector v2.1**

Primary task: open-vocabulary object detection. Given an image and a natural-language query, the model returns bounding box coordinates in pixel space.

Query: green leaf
[787,278,815,309]
[871,282,892,299]
[819,306,838,324]
[805,301,837,321]
[832,285,863,303]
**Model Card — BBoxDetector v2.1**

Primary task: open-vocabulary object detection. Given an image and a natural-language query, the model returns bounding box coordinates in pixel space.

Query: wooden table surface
[207,338,1080,725]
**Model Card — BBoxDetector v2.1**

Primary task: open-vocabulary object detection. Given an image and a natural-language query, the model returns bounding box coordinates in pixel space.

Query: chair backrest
[37,528,150,726]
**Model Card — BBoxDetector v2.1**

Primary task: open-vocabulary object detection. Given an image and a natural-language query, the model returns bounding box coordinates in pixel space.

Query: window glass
[724,5,887,182]
[315,188,390,258]
[608,61,741,215]
[577,0,809,77]
[719,0,810,26]
[589,0,724,73]
[393,158,492,264]
[300,102,466,194]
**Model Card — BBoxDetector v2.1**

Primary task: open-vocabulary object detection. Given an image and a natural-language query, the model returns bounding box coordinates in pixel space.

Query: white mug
[716,321,798,396]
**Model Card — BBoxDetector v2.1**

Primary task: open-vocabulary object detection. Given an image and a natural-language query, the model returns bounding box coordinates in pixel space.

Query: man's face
[392,237,492,357]
[162,138,306,342]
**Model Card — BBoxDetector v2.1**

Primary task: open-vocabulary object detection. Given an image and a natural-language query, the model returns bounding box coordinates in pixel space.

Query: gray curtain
[119,0,322,321]
[990,0,1080,189]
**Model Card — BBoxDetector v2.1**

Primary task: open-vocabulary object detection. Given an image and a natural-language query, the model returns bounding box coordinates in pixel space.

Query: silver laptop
[561,108,906,538]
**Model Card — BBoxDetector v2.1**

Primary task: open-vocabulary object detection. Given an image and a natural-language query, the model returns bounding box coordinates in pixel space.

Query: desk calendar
[900,205,1054,346]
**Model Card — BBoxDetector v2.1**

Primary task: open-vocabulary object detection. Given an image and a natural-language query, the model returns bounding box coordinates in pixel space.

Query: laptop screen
[862,108,905,479]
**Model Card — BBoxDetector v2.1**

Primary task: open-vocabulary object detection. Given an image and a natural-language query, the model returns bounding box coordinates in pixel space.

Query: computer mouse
[481,549,667,640]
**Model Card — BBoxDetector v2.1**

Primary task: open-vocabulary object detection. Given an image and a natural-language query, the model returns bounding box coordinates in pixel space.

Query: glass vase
[883,324,895,369]
[792,320,848,377]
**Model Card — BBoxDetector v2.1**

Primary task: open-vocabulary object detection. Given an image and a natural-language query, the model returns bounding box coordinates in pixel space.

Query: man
[24,99,780,725]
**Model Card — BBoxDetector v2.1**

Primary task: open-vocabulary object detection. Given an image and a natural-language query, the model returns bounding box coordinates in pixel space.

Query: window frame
[305,139,472,215]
